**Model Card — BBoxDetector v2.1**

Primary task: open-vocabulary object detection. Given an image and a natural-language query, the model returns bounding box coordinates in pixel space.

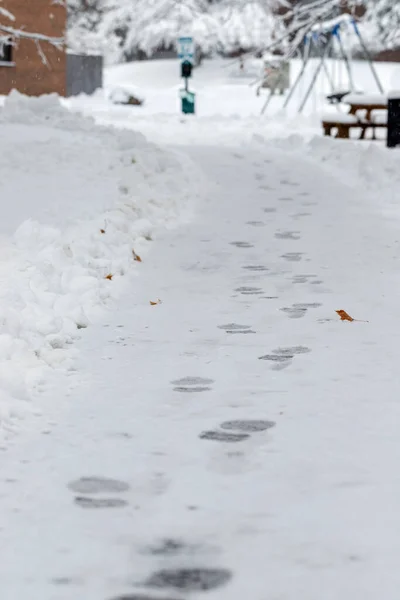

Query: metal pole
[283,36,312,109]
[298,35,334,113]
[336,31,355,91]
[352,21,384,94]
[322,58,335,94]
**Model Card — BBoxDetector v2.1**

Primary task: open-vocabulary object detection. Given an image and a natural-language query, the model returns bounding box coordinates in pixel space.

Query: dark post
[387,96,400,149]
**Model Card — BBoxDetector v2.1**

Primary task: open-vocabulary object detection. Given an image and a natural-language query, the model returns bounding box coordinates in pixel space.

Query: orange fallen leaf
[132,249,142,262]
[336,310,368,323]
[105,273,113,281]
[336,309,354,322]
[150,299,162,306]
[100,228,106,234]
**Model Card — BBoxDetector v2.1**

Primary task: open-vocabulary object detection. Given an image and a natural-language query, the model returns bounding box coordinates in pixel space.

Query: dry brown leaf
[150,299,162,306]
[132,249,142,262]
[105,273,113,281]
[336,309,354,322]
[336,310,368,323]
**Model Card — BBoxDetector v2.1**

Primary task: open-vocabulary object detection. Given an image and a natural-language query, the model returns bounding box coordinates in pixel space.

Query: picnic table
[322,93,388,140]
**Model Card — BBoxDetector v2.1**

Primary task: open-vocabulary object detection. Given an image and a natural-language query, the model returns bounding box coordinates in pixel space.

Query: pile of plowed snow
[0,91,202,434]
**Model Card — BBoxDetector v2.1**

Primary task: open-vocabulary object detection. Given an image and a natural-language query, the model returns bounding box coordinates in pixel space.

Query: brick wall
[0,0,66,96]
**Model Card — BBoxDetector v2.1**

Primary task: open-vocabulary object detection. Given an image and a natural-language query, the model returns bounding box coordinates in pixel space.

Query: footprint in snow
[74,497,128,509]
[173,386,212,393]
[230,241,254,248]
[292,274,316,283]
[242,265,269,272]
[146,539,189,556]
[272,345,311,357]
[145,568,232,591]
[292,212,311,219]
[280,306,308,319]
[218,323,251,331]
[218,323,256,334]
[293,302,322,309]
[259,346,311,370]
[109,596,182,600]
[220,420,275,432]
[68,476,130,494]
[281,252,303,262]
[52,577,83,586]
[199,431,249,442]
[68,476,130,509]
[280,179,298,187]
[234,286,263,296]
[171,376,214,393]
[171,377,214,386]
[275,231,301,240]
[200,419,275,443]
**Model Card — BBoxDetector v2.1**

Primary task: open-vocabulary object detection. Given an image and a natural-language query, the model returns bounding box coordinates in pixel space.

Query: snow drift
[0,91,202,435]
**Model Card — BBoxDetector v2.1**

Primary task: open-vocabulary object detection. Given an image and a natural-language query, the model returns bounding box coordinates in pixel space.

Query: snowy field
[1,57,400,599]
[68,56,400,144]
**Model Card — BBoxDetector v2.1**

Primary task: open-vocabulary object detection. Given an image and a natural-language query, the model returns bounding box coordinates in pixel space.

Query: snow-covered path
[2,142,400,600]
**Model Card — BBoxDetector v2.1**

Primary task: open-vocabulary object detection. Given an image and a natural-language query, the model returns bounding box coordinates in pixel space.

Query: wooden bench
[322,93,388,140]
[322,114,360,139]
[322,118,387,140]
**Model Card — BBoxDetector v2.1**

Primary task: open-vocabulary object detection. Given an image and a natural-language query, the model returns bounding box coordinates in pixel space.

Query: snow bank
[253,131,399,201]
[0,91,202,435]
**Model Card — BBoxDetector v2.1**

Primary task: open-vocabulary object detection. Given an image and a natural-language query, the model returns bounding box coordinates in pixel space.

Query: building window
[0,41,13,65]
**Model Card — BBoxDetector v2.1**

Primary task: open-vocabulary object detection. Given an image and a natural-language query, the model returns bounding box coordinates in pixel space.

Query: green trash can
[180,89,195,114]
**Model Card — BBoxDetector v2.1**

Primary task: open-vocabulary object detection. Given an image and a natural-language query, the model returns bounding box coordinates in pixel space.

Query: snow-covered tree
[271,0,400,59]
[267,0,365,57]
[95,0,218,62]
[67,0,109,53]
[362,0,400,51]
[67,0,400,63]
[68,0,291,62]
[213,0,288,55]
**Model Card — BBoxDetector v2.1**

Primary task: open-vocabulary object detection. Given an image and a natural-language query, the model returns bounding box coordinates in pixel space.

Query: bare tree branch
[0,24,64,48]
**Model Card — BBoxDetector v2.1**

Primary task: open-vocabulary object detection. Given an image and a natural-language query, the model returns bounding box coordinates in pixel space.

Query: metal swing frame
[261,15,385,115]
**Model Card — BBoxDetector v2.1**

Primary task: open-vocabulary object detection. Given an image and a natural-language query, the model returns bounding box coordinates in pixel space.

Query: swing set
[261,14,385,115]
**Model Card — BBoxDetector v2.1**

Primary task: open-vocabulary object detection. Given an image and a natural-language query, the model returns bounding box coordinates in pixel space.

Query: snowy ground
[0,91,203,435]
[67,56,400,145]
[1,58,400,598]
